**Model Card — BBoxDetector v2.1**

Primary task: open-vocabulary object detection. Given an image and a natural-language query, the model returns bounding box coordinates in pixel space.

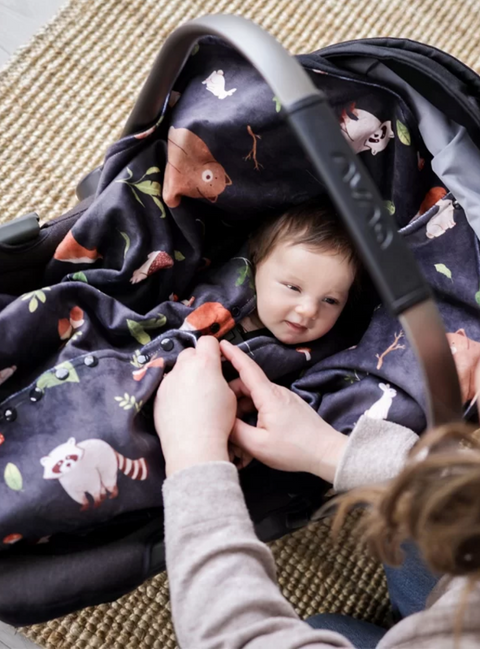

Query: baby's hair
[249,196,362,295]
[249,196,361,276]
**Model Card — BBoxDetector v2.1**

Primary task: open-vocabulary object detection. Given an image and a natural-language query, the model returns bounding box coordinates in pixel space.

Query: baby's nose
[295,300,318,319]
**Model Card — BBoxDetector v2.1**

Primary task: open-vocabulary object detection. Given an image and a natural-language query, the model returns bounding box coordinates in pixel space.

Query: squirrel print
[41,438,148,510]
[162,127,232,208]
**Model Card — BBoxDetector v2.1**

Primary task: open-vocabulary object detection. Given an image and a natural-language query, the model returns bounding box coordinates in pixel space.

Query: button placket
[3,407,17,422]
[29,387,44,402]
[160,338,174,352]
[55,367,70,381]
[84,355,98,367]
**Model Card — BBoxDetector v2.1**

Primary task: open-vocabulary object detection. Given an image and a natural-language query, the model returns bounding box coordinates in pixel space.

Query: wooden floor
[0,626,39,649]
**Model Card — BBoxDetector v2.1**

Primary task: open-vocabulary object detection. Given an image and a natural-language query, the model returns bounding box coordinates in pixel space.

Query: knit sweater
[163,416,480,648]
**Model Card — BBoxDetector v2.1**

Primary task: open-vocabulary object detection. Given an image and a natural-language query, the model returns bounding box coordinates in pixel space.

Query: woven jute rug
[1,0,480,646]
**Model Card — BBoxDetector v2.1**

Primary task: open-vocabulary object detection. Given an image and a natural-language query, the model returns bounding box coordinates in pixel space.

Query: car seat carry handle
[122,14,461,426]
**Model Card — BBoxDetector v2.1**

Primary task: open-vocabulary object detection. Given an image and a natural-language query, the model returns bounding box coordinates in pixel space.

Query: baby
[235,197,361,346]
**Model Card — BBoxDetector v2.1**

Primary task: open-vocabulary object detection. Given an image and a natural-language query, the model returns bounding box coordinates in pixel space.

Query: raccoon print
[40,438,148,510]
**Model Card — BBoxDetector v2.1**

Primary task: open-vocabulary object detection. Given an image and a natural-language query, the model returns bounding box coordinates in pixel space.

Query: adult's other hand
[220,339,347,483]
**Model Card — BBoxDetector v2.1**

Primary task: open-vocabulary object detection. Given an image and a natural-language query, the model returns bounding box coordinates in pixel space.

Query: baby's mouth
[285,321,308,333]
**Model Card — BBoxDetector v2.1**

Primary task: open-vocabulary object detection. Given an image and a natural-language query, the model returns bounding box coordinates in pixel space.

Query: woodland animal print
[340,103,394,155]
[41,438,148,510]
[162,127,232,208]
[180,302,235,338]
[364,383,397,420]
[202,70,237,99]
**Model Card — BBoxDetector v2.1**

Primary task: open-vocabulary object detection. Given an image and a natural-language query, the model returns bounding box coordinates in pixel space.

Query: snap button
[231,307,240,318]
[84,355,98,368]
[452,200,460,209]
[210,323,220,334]
[161,338,174,352]
[30,387,44,403]
[55,367,70,381]
[4,408,17,422]
[137,354,150,365]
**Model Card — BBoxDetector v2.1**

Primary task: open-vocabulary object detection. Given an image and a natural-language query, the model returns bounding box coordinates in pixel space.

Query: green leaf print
[130,187,145,207]
[384,200,395,215]
[36,361,80,390]
[127,315,166,344]
[21,288,51,313]
[127,319,151,345]
[114,393,142,412]
[396,120,411,146]
[135,181,161,197]
[152,196,166,218]
[116,168,165,215]
[273,96,281,112]
[235,264,254,289]
[142,315,167,330]
[72,271,88,283]
[174,250,185,261]
[475,285,480,306]
[434,263,453,281]
[4,463,22,491]
[119,231,131,259]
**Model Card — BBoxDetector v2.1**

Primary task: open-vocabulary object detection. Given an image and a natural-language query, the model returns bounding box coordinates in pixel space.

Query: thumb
[220,339,276,409]
[230,417,268,458]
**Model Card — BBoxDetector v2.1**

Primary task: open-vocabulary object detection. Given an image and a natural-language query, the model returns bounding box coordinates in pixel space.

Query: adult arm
[155,337,353,649]
[333,415,419,492]
[163,461,354,649]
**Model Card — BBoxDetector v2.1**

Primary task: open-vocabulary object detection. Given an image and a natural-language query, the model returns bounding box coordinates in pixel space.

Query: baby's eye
[323,297,338,305]
[285,284,300,292]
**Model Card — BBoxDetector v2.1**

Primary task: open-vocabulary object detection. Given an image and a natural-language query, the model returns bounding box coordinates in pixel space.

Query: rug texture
[1,0,479,647]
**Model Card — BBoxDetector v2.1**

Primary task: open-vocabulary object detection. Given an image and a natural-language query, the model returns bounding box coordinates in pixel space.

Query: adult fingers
[237,397,256,418]
[174,346,196,368]
[196,335,222,368]
[230,417,268,457]
[228,377,251,400]
[228,379,257,416]
[220,340,275,407]
[228,442,253,469]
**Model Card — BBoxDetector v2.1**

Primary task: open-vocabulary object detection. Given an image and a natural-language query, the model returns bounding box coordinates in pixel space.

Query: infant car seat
[1,14,475,625]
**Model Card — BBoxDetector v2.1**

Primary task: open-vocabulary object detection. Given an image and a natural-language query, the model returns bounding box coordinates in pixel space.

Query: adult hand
[154,336,237,476]
[220,339,348,483]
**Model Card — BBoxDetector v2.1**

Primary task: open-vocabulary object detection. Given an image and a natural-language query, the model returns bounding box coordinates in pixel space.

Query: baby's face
[254,241,355,345]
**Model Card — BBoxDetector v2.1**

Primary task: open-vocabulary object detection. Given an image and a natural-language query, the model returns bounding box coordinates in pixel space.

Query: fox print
[41,438,148,510]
